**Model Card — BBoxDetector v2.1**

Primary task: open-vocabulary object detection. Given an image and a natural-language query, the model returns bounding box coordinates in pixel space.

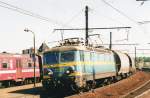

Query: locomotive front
[42,47,82,90]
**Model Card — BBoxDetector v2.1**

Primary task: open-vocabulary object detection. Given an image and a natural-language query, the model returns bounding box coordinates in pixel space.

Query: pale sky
[0,0,150,56]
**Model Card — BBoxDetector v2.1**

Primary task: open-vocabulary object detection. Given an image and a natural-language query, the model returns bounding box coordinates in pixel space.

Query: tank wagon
[0,53,42,87]
[42,38,136,91]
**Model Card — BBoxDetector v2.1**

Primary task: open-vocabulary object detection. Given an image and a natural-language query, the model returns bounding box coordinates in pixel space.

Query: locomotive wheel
[116,76,122,81]
[107,80,112,85]
[92,81,96,89]
[107,78,113,85]
[84,83,91,91]
[70,84,80,93]
[42,80,55,91]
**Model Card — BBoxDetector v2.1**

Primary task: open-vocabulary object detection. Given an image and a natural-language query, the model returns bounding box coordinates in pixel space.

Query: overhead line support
[54,27,131,31]
[85,5,89,46]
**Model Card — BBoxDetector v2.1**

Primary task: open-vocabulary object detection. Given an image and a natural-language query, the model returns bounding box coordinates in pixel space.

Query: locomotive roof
[44,45,112,54]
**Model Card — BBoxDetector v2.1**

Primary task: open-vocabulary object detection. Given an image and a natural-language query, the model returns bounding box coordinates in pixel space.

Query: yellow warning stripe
[43,61,115,68]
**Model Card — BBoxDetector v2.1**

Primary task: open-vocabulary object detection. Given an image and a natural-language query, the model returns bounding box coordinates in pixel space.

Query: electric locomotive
[42,38,136,91]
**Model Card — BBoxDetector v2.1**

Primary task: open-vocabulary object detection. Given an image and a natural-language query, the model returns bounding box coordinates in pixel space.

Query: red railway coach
[0,53,42,87]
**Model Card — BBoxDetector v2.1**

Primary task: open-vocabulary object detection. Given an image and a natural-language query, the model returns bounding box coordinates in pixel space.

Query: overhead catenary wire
[0,0,72,28]
[92,0,129,27]
[94,0,150,38]
[101,0,138,24]
[98,0,150,45]
[64,9,83,26]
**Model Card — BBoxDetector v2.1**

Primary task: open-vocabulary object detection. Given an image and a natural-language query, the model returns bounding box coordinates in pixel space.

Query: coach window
[2,63,9,68]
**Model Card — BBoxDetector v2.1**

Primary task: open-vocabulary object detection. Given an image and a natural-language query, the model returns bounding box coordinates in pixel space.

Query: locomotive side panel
[93,52,116,79]
[81,51,116,81]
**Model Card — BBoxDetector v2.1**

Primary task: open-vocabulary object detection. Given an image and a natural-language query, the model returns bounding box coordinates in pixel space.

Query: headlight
[65,66,76,75]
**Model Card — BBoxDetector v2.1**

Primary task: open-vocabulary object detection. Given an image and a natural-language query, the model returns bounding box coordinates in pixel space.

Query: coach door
[16,58,22,78]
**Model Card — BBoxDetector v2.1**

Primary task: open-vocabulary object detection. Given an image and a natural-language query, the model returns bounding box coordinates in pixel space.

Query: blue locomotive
[42,38,136,91]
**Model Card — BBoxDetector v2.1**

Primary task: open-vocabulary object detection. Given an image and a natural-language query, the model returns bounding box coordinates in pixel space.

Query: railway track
[122,71,150,98]
[0,71,149,98]
[122,80,150,98]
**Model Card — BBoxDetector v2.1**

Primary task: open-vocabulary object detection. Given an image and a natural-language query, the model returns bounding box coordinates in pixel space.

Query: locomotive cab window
[43,52,59,65]
[60,51,75,62]
[2,63,9,68]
